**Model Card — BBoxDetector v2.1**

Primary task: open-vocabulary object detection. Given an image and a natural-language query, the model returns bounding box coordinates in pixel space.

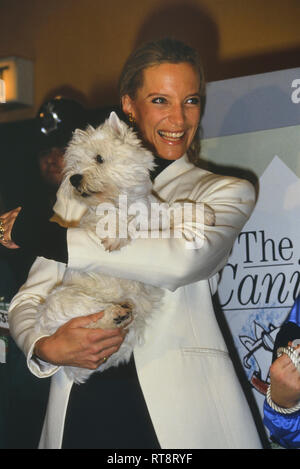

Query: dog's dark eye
[96,154,104,164]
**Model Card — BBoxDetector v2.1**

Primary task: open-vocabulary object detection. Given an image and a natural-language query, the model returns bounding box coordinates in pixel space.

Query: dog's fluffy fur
[35,112,214,384]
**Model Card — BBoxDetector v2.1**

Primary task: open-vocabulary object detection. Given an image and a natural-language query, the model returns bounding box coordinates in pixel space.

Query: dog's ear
[108,111,127,138]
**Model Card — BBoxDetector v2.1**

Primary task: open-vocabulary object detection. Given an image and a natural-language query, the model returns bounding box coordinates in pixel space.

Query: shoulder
[154,156,256,211]
[182,164,256,203]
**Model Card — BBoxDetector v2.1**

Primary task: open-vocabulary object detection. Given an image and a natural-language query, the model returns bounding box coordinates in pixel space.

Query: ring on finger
[102,356,107,363]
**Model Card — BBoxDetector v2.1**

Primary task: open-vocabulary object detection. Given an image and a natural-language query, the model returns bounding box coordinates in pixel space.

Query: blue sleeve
[263,295,300,448]
[263,296,300,448]
[263,400,300,448]
[286,296,300,327]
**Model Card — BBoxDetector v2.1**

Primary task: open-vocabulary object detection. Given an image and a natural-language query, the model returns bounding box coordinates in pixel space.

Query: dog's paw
[112,302,133,327]
[88,302,134,329]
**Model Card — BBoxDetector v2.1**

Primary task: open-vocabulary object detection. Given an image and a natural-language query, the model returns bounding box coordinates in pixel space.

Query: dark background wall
[1,0,300,124]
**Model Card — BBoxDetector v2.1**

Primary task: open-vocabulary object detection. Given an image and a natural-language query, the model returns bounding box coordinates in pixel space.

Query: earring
[128,113,135,125]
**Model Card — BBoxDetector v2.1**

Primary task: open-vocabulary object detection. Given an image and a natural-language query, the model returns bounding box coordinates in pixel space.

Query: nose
[70,174,83,188]
[169,103,185,127]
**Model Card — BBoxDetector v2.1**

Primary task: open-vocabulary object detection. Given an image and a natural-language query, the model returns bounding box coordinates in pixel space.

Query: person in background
[264,295,300,448]
[0,194,16,300]
[0,192,19,449]
[0,97,88,285]
[0,192,16,448]
[8,97,88,268]
[4,38,263,449]
[0,97,88,449]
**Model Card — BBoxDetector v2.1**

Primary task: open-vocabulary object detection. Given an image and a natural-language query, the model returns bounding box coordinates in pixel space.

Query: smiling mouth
[158,130,185,141]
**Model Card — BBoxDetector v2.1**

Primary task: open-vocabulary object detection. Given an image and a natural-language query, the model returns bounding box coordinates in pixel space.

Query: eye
[96,154,104,164]
[151,97,167,104]
[186,96,200,105]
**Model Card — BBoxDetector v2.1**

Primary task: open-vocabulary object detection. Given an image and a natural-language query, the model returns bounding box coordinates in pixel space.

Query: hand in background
[270,343,300,408]
[0,207,21,249]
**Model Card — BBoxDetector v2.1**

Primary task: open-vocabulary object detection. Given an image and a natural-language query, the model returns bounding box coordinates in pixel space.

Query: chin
[157,149,185,161]
[155,142,188,161]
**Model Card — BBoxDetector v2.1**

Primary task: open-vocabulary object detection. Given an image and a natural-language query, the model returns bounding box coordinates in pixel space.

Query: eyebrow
[146,92,201,99]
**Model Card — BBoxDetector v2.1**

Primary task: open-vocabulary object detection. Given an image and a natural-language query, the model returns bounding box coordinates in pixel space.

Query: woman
[4,38,262,449]
[264,295,300,448]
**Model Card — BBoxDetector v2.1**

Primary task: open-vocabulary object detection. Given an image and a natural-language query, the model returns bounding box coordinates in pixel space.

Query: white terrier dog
[35,112,215,384]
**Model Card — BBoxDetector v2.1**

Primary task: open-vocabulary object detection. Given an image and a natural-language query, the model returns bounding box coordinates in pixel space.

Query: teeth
[158,130,184,138]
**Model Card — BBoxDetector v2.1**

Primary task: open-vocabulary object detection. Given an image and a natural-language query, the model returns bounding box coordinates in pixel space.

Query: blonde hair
[119,38,205,166]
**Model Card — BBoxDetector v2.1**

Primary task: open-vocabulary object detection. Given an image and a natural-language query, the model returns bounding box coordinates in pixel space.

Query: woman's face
[122,62,201,160]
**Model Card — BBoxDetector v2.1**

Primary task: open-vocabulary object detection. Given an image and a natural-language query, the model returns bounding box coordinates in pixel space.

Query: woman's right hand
[34,311,126,369]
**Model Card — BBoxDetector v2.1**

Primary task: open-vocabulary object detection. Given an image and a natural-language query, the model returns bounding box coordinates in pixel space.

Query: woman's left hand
[0,207,21,249]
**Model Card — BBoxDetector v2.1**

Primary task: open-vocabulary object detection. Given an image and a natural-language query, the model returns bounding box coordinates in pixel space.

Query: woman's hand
[269,343,300,408]
[34,311,127,369]
[0,207,21,249]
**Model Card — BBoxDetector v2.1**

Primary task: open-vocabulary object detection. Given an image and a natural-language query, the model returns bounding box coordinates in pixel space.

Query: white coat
[9,154,262,449]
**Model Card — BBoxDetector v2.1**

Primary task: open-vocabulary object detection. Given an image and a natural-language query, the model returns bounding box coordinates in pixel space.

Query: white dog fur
[35,112,214,384]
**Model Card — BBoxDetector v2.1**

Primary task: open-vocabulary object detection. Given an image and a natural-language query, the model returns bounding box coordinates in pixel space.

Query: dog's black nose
[70,174,83,188]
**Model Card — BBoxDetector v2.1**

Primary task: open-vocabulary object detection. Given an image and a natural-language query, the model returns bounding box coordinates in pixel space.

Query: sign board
[201,68,300,425]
